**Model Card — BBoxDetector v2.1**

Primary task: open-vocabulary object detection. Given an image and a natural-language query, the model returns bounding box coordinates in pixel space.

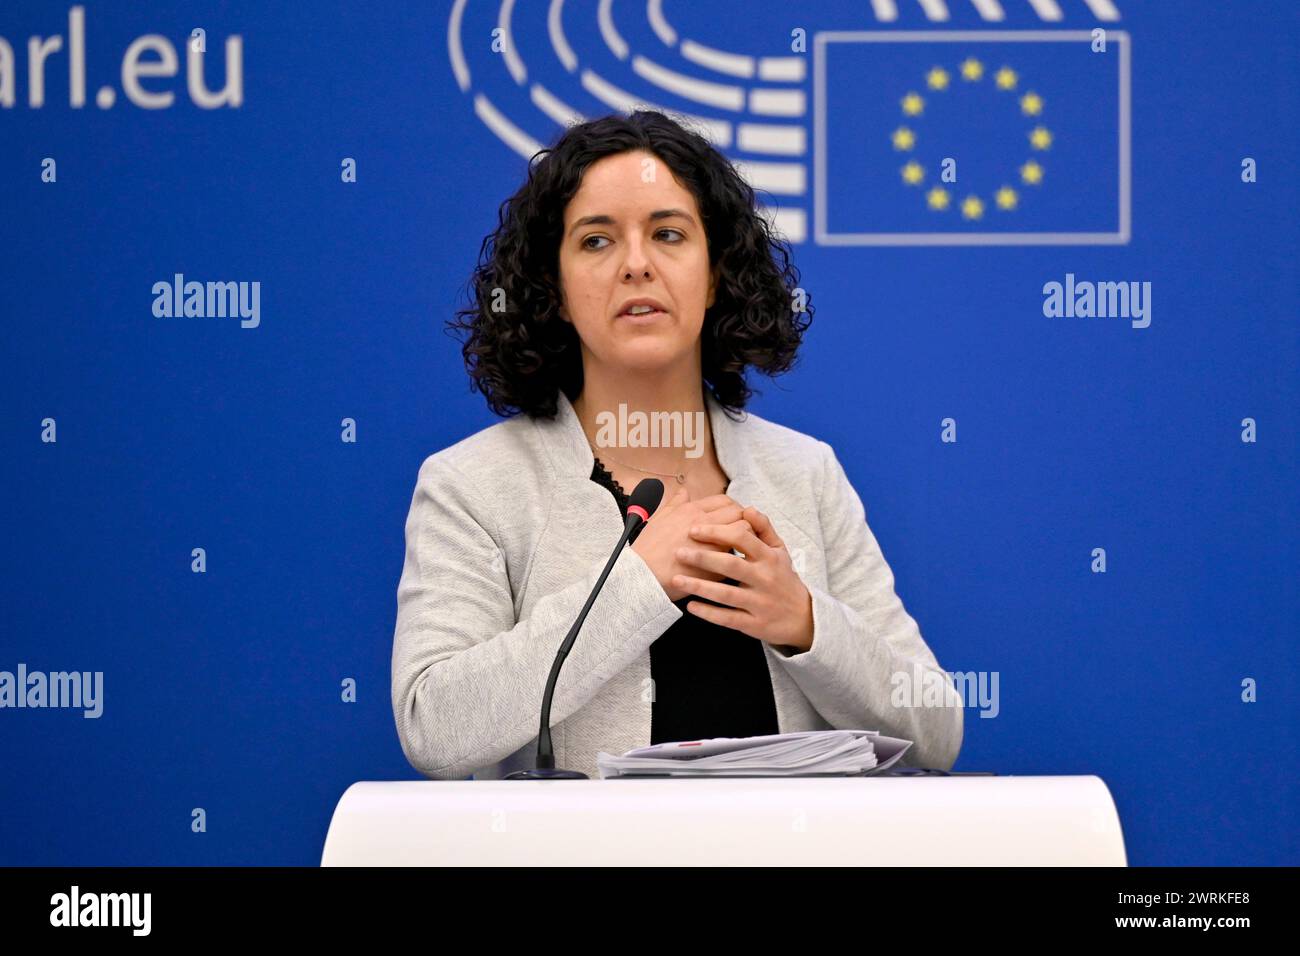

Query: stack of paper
[595,730,912,778]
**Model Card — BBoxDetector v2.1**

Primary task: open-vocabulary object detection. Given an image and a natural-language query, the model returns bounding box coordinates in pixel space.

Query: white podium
[321,776,1126,866]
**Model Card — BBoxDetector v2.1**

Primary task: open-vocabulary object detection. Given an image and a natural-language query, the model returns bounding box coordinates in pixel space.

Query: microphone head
[626,478,664,524]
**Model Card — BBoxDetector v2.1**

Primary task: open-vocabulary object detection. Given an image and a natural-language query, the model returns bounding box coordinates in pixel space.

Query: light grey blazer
[391,390,964,779]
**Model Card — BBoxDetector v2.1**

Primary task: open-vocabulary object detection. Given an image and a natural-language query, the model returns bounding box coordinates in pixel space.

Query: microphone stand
[506,480,660,780]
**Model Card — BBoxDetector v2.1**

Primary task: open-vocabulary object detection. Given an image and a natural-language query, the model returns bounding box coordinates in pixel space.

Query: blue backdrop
[1,0,1296,866]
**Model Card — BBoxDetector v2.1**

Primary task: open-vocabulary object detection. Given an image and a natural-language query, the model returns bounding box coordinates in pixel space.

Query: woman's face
[558,149,716,375]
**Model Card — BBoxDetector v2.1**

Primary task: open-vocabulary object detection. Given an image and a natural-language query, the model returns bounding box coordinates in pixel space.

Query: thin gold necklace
[586,438,693,485]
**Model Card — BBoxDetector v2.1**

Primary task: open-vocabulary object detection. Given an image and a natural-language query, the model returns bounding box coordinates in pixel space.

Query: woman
[392,111,962,780]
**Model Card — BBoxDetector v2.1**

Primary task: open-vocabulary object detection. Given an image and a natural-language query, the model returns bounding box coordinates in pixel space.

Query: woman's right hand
[630,487,752,603]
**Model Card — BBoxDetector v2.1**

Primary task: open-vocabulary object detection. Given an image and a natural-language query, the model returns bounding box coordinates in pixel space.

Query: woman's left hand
[672,506,815,653]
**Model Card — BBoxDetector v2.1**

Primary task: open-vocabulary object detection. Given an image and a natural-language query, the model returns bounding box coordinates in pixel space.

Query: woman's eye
[581,229,681,249]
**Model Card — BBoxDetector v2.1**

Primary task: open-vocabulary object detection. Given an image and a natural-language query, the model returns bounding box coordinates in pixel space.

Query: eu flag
[814,31,1129,245]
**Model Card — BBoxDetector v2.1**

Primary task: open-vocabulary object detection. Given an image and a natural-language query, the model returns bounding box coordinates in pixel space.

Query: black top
[591,457,780,744]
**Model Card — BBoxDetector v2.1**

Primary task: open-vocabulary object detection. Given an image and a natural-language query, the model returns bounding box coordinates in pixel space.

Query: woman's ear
[706,264,720,309]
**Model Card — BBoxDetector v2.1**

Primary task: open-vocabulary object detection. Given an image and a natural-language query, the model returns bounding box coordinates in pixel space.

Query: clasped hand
[629,487,814,653]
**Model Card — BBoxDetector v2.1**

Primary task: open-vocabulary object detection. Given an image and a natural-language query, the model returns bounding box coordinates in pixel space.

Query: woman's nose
[620,240,652,280]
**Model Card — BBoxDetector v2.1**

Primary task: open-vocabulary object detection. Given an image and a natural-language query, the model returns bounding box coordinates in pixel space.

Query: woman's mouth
[619,307,668,324]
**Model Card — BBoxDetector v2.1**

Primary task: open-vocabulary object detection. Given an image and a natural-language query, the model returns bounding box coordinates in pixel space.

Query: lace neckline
[591,456,631,507]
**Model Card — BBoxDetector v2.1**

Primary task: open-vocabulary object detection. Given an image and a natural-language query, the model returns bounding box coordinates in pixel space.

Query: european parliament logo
[448,0,1129,246]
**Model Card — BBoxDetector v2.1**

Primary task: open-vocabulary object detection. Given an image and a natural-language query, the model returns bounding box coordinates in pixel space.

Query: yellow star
[995,67,1017,90]
[901,161,925,185]
[901,92,925,116]
[995,186,1018,210]
[891,126,917,151]
[1020,91,1044,116]
[960,57,984,81]
[961,195,984,220]
[926,187,950,211]
[1029,126,1053,150]
[1019,159,1044,185]
[926,67,950,91]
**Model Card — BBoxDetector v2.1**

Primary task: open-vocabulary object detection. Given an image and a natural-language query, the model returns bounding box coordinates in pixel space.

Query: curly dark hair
[446,109,813,420]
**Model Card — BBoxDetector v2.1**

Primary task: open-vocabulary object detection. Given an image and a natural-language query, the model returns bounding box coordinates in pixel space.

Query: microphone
[505,478,665,780]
